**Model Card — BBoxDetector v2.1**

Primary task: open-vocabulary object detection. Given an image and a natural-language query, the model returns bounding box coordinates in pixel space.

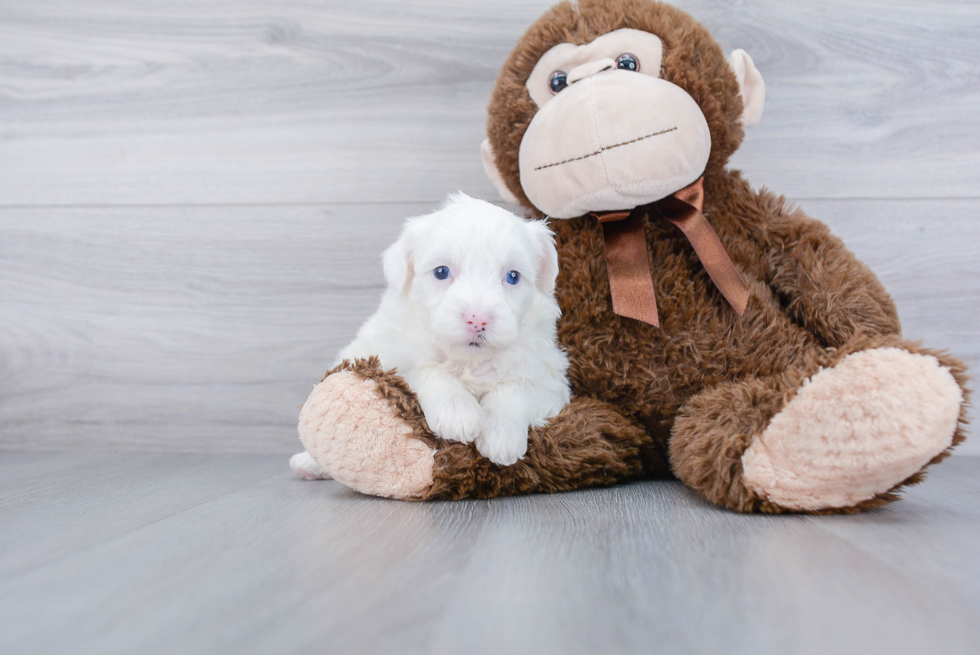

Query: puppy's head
[382,193,559,359]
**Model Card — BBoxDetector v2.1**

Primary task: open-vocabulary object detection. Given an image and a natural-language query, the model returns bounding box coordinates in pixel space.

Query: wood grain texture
[1,0,979,205]
[814,453,980,617]
[807,198,980,371]
[1,3,976,649]
[0,453,978,654]
[0,1,975,454]
[0,452,279,579]
[0,203,428,452]
[1,198,976,454]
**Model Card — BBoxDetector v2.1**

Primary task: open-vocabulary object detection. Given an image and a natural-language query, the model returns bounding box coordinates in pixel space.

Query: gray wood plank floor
[0,452,978,655]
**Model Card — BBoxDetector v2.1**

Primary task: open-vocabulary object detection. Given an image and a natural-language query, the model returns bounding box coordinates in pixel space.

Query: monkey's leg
[298,358,650,500]
[669,335,969,514]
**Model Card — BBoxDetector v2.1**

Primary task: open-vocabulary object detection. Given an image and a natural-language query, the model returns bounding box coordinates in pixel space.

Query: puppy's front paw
[421,391,484,444]
[476,417,528,466]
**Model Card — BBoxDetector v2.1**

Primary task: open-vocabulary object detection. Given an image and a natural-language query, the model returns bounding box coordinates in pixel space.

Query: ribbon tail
[659,197,750,316]
[600,211,660,327]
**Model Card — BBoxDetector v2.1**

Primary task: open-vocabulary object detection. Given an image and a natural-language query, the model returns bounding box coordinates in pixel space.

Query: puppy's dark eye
[505,270,521,285]
[433,266,451,280]
[616,53,639,72]
[549,71,568,94]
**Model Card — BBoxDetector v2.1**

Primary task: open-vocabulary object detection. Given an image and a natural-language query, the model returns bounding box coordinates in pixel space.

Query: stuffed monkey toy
[297,0,969,513]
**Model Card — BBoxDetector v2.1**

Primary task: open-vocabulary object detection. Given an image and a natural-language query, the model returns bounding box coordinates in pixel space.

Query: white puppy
[291,192,570,478]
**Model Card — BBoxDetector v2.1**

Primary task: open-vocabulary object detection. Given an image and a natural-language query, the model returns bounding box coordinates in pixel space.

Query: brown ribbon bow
[592,176,750,328]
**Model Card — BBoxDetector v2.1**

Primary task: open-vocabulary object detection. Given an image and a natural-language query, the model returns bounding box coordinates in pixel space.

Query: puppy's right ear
[382,222,416,296]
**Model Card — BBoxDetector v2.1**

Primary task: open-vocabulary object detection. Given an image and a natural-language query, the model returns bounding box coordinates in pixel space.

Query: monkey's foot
[741,347,964,511]
[298,360,435,500]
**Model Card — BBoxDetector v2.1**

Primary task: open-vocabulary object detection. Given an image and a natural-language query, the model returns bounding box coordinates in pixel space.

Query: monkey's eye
[549,71,568,94]
[433,266,451,280]
[616,53,639,72]
[505,270,521,285]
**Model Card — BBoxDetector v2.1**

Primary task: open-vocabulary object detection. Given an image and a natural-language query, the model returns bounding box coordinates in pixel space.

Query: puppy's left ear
[728,49,766,127]
[526,219,559,295]
[382,221,417,296]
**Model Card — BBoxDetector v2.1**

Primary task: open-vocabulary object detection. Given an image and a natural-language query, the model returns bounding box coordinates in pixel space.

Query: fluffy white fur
[292,193,570,474]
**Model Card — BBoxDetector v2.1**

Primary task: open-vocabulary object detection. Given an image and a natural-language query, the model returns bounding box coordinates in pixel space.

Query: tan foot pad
[298,371,435,499]
[742,348,963,511]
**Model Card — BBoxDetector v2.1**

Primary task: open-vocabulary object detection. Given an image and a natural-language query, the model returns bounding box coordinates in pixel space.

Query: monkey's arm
[741,189,901,348]
[428,394,650,499]
[298,358,652,500]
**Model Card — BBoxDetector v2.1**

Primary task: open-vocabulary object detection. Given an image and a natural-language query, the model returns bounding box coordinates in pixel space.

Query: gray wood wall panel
[0,1,976,455]
[1,199,976,454]
[1,1,979,205]
[0,203,423,453]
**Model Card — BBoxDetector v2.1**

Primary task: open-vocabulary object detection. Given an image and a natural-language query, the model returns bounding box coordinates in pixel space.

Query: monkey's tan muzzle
[519,70,712,219]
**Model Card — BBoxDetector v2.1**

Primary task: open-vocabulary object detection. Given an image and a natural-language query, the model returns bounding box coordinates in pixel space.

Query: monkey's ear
[381,221,417,296]
[728,49,766,127]
[480,139,520,203]
[525,219,559,295]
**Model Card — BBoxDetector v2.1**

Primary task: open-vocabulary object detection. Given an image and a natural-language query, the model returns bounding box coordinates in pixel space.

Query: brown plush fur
[317,0,970,511]
[477,0,969,511]
[323,356,441,456]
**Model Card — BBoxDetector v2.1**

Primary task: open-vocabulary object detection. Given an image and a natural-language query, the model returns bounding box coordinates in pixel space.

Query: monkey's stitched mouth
[533,126,678,171]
